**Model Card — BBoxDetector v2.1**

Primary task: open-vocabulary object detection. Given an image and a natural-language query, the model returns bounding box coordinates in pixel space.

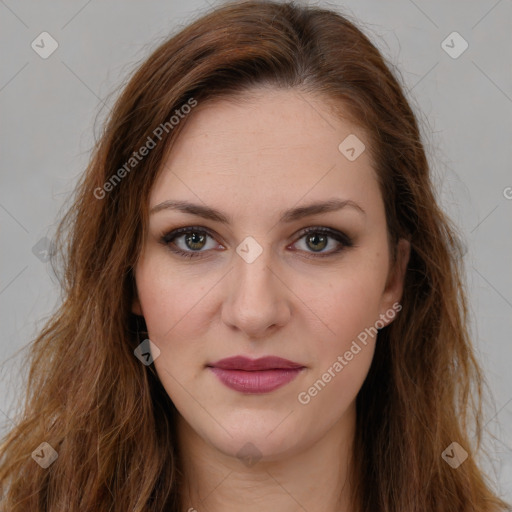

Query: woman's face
[132,87,409,462]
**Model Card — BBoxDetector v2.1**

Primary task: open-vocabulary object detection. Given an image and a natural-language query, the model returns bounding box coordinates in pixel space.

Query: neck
[176,402,356,512]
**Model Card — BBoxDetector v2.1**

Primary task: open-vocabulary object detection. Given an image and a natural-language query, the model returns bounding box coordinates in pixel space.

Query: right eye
[160,227,221,259]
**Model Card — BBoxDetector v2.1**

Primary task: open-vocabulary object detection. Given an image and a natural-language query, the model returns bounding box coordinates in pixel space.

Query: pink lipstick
[207,356,305,394]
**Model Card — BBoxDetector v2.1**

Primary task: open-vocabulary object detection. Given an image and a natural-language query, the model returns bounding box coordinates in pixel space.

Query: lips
[207,356,305,393]
[208,356,304,371]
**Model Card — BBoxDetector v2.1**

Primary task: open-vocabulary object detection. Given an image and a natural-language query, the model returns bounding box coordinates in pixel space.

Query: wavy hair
[1,1,509,510]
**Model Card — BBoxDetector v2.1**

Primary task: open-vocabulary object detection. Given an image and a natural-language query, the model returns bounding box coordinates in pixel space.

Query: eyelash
[160,225,354,260]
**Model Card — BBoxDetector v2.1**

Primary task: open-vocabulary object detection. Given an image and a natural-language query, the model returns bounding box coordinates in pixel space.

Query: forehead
[150,87,379,214]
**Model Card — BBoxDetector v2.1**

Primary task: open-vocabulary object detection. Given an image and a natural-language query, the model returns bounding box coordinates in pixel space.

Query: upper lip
[207,356,304,371]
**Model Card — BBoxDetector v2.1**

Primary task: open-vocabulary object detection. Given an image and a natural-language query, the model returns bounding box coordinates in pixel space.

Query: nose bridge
[222,237,289,335]
[233,236,278,305]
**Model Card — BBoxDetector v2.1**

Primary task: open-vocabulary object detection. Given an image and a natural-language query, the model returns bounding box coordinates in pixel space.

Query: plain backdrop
[1,0,511,502]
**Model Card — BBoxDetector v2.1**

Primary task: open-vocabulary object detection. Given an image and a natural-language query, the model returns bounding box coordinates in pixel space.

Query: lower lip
[208,367,304,393]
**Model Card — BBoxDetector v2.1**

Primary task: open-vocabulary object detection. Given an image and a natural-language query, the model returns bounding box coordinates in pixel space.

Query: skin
[132,87,410,512]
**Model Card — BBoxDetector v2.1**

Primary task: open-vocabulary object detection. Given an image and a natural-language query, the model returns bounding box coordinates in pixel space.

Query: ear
[131,279,143,316]
[130,268,144,316]
[132,295,143,316]
[379,238,410,324]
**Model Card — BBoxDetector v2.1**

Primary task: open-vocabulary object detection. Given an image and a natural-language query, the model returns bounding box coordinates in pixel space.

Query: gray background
[1,0,511,501]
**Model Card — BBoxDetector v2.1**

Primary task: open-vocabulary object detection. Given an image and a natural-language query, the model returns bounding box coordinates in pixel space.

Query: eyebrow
[150,198,365,224]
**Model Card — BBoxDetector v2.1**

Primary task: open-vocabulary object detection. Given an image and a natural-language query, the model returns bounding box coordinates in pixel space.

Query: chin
[184,406,306,463]
[210,428,302,464]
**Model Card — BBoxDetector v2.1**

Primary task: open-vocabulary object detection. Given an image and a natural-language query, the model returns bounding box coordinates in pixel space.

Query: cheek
[294,276,382,421]
[296,258,386,403]
[304,262,387,347]
[305,282,379,392]
[295,338,376,439]
[135,255,215,343]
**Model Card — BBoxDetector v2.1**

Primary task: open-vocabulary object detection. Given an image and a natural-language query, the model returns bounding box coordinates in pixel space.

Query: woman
[0,1,509,510]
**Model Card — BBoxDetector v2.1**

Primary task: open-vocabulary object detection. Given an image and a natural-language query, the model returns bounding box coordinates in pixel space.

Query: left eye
[160,226,353,259]
[294,229,347,255]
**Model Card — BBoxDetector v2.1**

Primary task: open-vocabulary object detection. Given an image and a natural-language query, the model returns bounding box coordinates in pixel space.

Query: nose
[221,242,291,340]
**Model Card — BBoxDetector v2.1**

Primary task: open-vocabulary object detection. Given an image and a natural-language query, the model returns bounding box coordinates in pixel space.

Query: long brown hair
[0,1,509,510]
